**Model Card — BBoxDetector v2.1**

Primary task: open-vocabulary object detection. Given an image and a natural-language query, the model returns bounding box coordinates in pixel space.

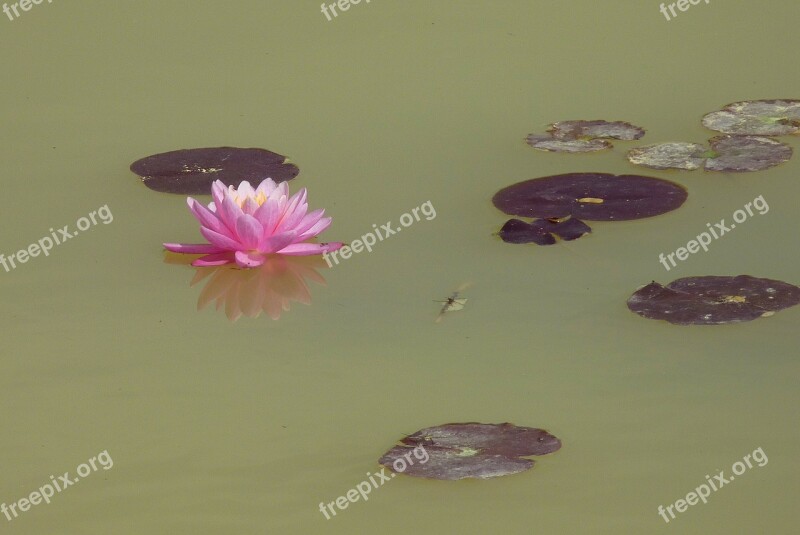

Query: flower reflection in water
[167,253,327,321]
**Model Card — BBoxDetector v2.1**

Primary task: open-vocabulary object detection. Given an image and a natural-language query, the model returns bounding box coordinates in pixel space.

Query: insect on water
[434,282,472,323]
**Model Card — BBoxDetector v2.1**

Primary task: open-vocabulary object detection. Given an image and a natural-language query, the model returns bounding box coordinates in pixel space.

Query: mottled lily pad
[705,135,792,172]
[627,275,800,325]
[379,423,561,480]
[702,100,800,136]
[627,136,791,173]
[498,217,591,245]
[130,147,299,194]
[493,173,688,221]
[627,142,707,170]
[526,120,645,153]
[525,134,610,153]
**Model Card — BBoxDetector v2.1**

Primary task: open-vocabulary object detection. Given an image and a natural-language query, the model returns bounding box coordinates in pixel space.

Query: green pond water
[1,1,798,533]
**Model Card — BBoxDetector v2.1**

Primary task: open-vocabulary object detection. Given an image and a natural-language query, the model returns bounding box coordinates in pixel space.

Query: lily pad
[702,99,800,136]
[526,120,644,153]
[627,136,792,173]
[549,120,645,141]
[379,423,561,480]
[627,142,707,170]
[705,135,792,172]
[627,275,800,325]
[525,134,610,153]
[493,173,688,221]
[498,217,591,245]
[130,147,299,194]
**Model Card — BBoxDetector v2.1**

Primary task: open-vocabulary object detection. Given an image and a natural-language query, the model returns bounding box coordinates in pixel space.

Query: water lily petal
[200,226,244,251]
[278,242,343,256]
[211,180,227,207]
[253,198,280,233]
[275,189,309,233]
[163,242,227,254]
[236,181,255,199]
[295,216,332,241]
[259,231,298,253]
[235,250,266,268]
[192,252,236,266]
[255,177,279,198]
[292,208,326,236]
[241,197,260,216]
[187,198,231,238]
[217,194,244,232]
[235,214,264,249]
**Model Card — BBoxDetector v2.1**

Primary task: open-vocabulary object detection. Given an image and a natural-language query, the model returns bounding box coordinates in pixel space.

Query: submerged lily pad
[379,423,561,480]
[526,120,644,153]
[498,217,591,245]
[130,147,299,194]
[702,100,800,136]
[493,173,687,221]
[627,136,792,173]
[627,275,800,325]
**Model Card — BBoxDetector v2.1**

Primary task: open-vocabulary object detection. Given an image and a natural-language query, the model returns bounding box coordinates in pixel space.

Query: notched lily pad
[627,136,791,172]
[130,147,299,194]
[379,422,561,480]
[627,275,800,325]
[493,173,687,221]
[526,120,644,153]
[499,217,591,245]
[702,100,800,136]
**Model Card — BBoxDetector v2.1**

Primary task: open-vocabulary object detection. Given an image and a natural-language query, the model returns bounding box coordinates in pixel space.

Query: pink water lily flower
[164,179,342,268]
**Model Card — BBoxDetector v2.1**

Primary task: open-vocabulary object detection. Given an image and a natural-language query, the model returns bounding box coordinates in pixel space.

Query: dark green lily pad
[378,423,561,480]
[499,217,591,245]
[702,100,800,136]
[526,120,644,153]
[627,136,792,173]
[130,147,299,194]
[627,275,800,325]
[493,173,687,221]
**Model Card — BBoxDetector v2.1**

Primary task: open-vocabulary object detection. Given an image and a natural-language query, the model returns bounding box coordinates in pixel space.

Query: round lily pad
[705,135,792,172]
[626,142,707,170]
[526,120,645,153]
[492,173,688,221]
[378,422,561,480]
[702,100,800,136]
[498,217,591,245]
[627,275,800,325]
[626,136,792,173]
[130,147,299,194]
